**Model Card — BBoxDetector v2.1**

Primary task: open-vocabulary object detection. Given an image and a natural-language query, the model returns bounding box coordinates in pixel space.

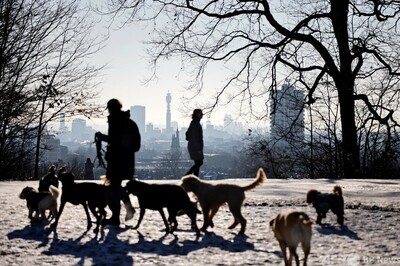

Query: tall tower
[166,92,172,132]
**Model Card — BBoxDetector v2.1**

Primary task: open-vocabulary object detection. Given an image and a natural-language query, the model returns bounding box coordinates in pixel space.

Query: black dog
[125,179,200,235]
[52,171,107,232]
[306,185,344,225]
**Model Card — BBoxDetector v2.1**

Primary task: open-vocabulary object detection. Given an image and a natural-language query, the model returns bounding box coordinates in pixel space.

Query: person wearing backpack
[96,98,141,226]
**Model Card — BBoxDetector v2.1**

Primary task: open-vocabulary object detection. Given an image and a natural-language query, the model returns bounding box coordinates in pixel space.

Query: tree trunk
[338,88,360,178]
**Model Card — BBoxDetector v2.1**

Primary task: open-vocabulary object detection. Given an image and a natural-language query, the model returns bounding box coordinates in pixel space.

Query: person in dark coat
[38,165,59,192]
[185,109,204,177]
[96,99,140,226]
[84,158,95,180]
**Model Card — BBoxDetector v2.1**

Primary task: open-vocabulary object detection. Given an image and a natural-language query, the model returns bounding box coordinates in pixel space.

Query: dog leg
[52,200,66,228]
[228,204,246,234]
[278,240,289,266]
[158,209,171,233]
[122,193,135,221]
[337,214,344,225]
[88,204,100,232]
[81,203,92,230]
[288,246,299,266]
[28,208,34,220]
[50,204,58,222]
[133,208,145,229]
[34,211,40,221]
[167,208,178,232]
[302,240,310,266]
[200,207,211,232]
[208,206,220,228]
[316,213,323,225]
[187,212,200,235]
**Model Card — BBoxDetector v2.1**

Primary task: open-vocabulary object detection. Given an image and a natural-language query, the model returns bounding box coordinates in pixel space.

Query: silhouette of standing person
[84,158,95,180]
[38,165,59,192]
[185,109,204,177]
[96,99,140,226]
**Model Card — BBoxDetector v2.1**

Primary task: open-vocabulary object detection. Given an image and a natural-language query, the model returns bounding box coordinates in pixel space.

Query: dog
[52,170,107,232]
[19,185,59,222]
[180,167,266,234]
[270,210,312,266]
[306,185,344,225]
[125,179,201,235]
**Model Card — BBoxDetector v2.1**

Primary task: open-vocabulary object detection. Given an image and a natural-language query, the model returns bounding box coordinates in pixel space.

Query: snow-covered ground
[1,178,399,265]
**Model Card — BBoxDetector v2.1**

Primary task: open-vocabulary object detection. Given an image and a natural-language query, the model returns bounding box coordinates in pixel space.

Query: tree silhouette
[0,0,104,179]
[104,1,400,178]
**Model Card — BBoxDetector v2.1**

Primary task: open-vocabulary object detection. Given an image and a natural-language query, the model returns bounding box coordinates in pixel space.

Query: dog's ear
[269,218,275,227]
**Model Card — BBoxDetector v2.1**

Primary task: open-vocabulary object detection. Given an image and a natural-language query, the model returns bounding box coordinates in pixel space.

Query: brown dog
[270,210,312,266]
[180,168,266,234]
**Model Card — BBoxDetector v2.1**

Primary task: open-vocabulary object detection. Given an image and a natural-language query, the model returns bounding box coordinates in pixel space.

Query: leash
[94,133,106,169]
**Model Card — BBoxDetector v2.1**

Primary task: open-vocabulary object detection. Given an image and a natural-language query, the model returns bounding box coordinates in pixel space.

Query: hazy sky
[81,1,273,133]
[87,23,185,130]
[87,15,233,131]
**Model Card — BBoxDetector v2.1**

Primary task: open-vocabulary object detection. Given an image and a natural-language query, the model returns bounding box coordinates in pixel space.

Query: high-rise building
[43,133,61,163]
[131,105,146,134]
[166,92,172,132]
[270,80,304,149]
[71,118,86,142]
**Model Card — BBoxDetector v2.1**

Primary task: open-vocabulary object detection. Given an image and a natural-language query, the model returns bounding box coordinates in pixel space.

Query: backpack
[121,119,141,152]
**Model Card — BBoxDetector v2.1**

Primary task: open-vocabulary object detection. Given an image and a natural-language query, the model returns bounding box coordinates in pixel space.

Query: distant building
[131,105,146,135]
[270,80,304,149]
[166,92,172,131]
[223,115,244,134]
[71,118,86,142]
[171,128,180,152]
[43,133,61,163]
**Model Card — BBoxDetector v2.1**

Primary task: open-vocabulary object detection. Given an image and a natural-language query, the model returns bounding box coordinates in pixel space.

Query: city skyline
[88,5,271,132]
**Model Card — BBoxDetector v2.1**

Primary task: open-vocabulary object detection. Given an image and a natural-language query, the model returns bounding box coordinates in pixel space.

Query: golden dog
[180,168,266,234]
[270,210,312,266]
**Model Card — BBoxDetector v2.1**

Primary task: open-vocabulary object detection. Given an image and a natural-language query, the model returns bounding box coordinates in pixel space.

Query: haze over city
[83,2,270,132]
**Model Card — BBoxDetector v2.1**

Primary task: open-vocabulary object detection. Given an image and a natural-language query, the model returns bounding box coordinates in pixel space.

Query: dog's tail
[49,185,59,199]
[333,185,342,196]
[242,168,267,191]
[101,175,111,186]
[300,213,313,227]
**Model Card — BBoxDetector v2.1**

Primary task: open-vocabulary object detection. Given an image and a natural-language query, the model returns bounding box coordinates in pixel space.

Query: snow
[1,178,400,265]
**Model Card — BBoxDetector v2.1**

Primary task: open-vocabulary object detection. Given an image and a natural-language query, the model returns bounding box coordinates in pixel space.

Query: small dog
[19,185,59,222]
[270,210,312,266]
[125,179,201,235]
[306,185,344,225]
[180,167,267,234]
[52,170,107,232]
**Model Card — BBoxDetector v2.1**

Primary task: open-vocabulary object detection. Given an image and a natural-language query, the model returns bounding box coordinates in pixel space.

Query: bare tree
[0,0,105,180]
[103,0,400,178]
